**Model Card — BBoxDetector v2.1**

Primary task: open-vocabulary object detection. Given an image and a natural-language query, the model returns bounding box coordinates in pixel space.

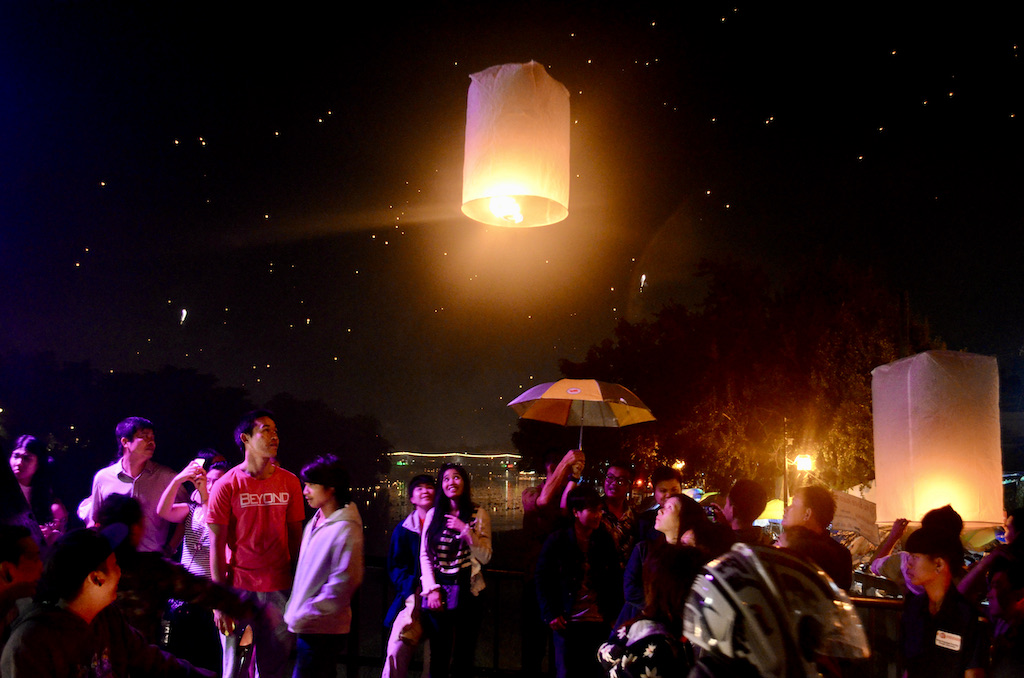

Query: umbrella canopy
[508,379,655,443]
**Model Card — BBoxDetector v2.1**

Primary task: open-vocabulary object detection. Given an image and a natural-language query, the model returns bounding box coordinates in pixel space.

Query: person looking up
[382,474,435,678]
[633,465,682,542]
[780,485,853,590]
[419,463,491,678]
[710,478,770,546]
[208,409,305,678]
[89,417,185,554]
[157,451,231,671]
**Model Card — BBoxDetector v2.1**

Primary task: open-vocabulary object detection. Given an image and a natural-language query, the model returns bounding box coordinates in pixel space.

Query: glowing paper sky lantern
[872,351,1003,525]
[462,61,570,228]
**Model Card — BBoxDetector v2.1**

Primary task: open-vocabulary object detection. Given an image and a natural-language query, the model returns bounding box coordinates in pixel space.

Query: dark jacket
[384,511,423,628]
[536,524,623,625]
[1,603,214,677]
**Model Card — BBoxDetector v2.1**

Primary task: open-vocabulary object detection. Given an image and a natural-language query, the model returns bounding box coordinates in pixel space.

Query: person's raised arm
[158,463,203,524]
[538,449,584,509]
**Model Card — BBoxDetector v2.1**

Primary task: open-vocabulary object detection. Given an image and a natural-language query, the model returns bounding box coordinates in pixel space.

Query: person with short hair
[780,485,853,589]
[284,454,364,678]
[633,465,682,542]
[601,460,636,569]
[208,410,305,678]
[93,494,252,648]
[711,478,770,545]
[901,526,988,678]
[89,417,185,554]
[536,485,623,678]
[1,527,215,677]
[382,474,435,678]
[521,448,585,675]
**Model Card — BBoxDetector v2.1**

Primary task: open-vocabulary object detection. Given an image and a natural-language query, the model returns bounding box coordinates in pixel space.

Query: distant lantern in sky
[461,61,570,228]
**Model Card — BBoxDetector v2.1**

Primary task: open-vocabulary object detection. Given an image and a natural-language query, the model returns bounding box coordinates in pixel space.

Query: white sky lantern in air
[462,61,570,228]
[872,351,1003,525]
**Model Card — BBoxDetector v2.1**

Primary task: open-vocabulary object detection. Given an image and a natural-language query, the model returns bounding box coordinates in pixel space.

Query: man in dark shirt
[1,527,213,677]
[710,478,770,546]
[901,526,988,678]
[780,485,853,589]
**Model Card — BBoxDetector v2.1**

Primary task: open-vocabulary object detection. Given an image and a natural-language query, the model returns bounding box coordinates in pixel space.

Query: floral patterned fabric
[597,619,692,678]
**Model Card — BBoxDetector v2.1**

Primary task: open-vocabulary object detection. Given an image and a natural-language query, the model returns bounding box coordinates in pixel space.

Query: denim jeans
[220,590,295,678]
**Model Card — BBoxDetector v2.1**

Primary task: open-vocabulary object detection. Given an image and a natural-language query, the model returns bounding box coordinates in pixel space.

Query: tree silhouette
[517,257,942,495]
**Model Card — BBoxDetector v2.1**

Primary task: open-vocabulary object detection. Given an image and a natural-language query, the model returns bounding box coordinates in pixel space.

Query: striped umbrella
[508,378,655,448]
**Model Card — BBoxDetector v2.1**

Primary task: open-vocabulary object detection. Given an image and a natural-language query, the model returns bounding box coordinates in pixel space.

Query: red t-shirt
[207,462,305,592]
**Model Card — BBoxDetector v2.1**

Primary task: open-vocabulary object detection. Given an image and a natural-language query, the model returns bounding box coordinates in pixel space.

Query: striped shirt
[432,518,472,581]
[181,502,212,578]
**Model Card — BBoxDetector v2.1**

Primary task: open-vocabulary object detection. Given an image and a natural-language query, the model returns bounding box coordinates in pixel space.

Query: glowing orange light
[462,61,570,228]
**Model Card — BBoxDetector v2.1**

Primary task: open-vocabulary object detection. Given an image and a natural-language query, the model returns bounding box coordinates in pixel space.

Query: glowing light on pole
[794,454,814,472]
[462,61,570,228]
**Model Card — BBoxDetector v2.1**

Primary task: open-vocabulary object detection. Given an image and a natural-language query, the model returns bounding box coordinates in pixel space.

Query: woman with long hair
[419,463,491,678]
[8,435,66,545]
[617,493,734,626]
[599,546,705,678]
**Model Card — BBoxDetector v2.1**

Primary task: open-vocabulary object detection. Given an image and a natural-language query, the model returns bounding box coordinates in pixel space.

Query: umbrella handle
[578,424,583,450]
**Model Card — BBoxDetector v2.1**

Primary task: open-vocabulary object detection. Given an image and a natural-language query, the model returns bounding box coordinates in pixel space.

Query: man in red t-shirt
[208,409,305,678]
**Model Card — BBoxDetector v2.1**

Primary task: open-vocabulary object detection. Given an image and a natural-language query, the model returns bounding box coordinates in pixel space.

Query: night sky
[1,2,1021,452]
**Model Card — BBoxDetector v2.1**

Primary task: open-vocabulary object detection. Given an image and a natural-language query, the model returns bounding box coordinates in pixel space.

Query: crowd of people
[0,411,363,678]
[2,421,1024,678]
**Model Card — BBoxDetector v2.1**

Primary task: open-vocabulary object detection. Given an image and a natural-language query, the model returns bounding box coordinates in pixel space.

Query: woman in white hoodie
[284,454,364,678]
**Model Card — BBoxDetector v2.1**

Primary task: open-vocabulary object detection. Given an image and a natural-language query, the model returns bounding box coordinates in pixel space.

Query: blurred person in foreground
[684,543,870,678]
[0,526,43,651]
[94,494,253,647]
[1,526,215,677]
